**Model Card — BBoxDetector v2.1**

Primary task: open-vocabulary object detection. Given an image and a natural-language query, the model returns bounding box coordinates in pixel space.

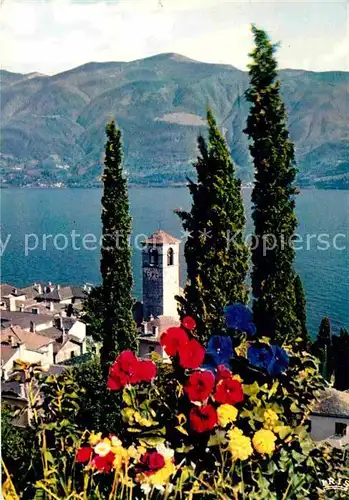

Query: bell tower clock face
[145,267,160,281]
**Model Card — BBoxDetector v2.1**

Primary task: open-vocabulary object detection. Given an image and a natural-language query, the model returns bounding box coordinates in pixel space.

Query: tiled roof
[140,315,180,336]
[143,230,181,246]
[312,389,349,418]
[0,311,53,330]
[1,344,18,364]
[0,325,54,351]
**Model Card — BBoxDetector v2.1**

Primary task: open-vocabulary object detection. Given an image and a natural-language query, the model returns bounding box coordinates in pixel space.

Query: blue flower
[247,344,289,377]
[205,335,233,370]
[224,303,256,336]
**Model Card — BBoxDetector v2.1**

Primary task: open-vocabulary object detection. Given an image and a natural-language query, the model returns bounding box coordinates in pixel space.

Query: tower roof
[143,230,181,246]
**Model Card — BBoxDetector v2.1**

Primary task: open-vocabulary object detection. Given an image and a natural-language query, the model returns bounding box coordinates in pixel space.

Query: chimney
[152,325,159,337]
[37,283,42,294]
[57,284,60,291]
[62,328,68,342]
[9,335,17,347]
[141,321,148,335]
[19,304,24,312]
[30,321,36,333]
[49,301,54,312]
[12,288,17,296]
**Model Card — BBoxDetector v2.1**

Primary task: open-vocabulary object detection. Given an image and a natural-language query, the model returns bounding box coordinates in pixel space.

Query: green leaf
[139,437,165,447]
[290,402,301,413]
[275,425,292,440]
[44,450,54,464]
[122,388,132,406]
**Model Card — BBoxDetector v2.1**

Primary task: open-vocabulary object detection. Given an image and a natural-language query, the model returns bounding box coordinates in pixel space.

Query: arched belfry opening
[149,247,158,266]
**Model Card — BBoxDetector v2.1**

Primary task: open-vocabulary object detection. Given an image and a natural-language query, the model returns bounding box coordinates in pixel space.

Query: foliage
[311,317,332,379]
[5,308,348,499]
[176,109,249,343]
[294,274,309,345]
[332,328,349,390]
[244,25,301,344]
[73,356,123,434]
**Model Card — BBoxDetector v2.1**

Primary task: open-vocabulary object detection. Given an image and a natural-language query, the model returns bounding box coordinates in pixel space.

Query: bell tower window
[149,248,158,266]
[167,247,174,266]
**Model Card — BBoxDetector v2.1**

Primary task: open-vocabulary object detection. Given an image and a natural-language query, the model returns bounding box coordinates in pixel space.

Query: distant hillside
[1,53,348,188]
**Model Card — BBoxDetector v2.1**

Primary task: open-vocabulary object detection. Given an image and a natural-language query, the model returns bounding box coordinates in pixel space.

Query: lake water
[1,188,348,337]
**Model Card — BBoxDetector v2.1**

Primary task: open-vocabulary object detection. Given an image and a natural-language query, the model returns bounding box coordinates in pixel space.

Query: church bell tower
[142,230,181,320]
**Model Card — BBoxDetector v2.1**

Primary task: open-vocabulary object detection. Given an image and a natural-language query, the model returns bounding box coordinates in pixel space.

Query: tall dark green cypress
[177,109,249,344]
[294,274,309,344]
[244,26,301,343]
[99,120,137,377]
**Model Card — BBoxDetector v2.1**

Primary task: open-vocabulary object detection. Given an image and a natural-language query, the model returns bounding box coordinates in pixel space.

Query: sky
[1,0,348,75]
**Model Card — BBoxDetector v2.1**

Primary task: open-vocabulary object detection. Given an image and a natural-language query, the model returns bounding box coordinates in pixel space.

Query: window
[149,248,158,266]
[334,422,347,437]
[167,248,174,266]
[148,346,155,355]
[70,351,75,359]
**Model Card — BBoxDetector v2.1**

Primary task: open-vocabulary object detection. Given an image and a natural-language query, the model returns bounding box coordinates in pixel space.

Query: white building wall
[310,414,349,448]
[55,340,82,363]
[68,321,86,342]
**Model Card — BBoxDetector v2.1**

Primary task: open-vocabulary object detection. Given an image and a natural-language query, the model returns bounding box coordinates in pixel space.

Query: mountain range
[1,53,348,188]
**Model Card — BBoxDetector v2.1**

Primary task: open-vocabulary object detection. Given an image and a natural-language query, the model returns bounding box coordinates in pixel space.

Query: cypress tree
[244,25,301,343]
[176,109,249,344]
[98,120,138,376]
[312,317,332,380]
[333,328,349,390]
[317,316,332,347]
[294,274,309,344]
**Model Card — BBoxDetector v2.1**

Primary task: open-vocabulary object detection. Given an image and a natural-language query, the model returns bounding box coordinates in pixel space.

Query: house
[137,230,182,360]
[310,388,349,448]
[39,317,87,363]
[138,316,180,361]
[1,325,54,379]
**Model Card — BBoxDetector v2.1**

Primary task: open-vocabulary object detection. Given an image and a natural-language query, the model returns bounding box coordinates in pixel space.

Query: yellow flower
[227,427,253,461]
[112,446,128,469]
[94,438,111,457]
[263,409,278,430]
[149,460,176,486]
[217,404,238,428]
[127,445,146,461]
[89,432,102,446]
[252,429,277,455]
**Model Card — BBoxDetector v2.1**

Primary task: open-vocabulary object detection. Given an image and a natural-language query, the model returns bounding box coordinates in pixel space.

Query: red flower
[216,364,232,381]
[179,338,205,369]
[76,446,93,463]
[182,316,196,331]
[214,378,244,405]
[160,327,189,357]
[189,404,217,433]
[137,360,157,382]
[140,451,165,475]
[108,350,140,390]
[185,371,215,402]
[92,451,115,473]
